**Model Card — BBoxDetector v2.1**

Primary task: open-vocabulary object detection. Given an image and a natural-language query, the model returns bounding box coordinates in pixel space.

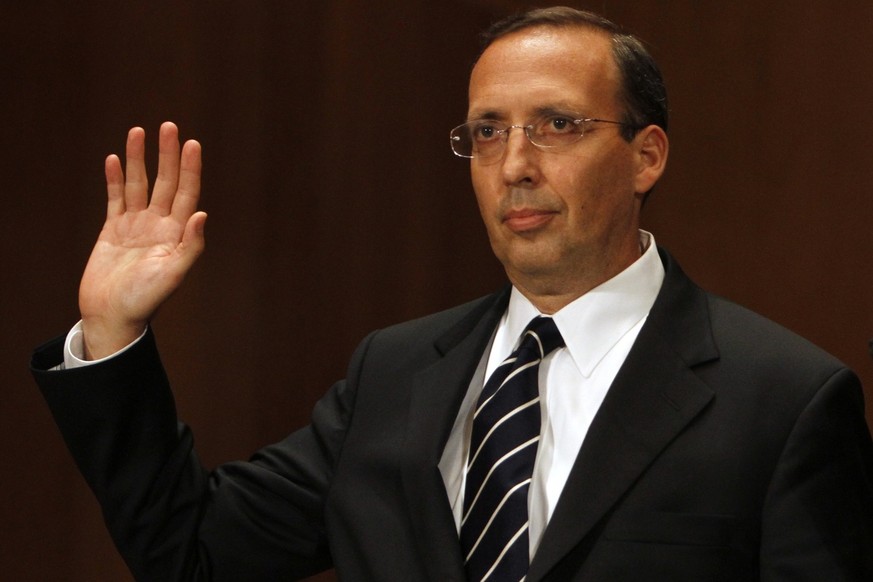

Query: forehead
[468,26,621,119]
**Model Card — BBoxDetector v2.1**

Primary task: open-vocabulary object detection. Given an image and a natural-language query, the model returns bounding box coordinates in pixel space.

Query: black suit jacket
[32,249,873,581]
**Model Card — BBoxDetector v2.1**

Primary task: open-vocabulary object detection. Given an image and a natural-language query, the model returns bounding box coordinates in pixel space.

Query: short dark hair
[477,6,668,142]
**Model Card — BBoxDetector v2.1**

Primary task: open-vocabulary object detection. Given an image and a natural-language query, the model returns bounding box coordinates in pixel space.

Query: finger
[124,127,148,211]
[171,139,203,223]
[151,121,181,216]
[104,154,125,217]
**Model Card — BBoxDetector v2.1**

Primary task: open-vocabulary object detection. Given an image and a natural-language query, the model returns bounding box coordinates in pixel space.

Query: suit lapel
[528,249,720,581]
[401,289,510,581]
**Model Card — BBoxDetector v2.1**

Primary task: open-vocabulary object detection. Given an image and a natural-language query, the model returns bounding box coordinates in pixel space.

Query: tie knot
[519,316,564,359]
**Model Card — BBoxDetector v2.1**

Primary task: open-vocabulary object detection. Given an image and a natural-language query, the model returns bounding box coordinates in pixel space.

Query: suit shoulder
[340,289,507,385]
[705,292,848,379]
[374,290,506,347]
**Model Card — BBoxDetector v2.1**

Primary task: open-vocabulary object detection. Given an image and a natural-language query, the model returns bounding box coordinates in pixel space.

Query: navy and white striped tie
[461,316,565,581]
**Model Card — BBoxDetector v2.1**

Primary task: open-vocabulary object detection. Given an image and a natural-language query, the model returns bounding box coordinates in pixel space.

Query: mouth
[502,208,558,233]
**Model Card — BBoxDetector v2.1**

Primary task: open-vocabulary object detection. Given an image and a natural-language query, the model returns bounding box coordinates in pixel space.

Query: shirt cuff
[62,321,148,369]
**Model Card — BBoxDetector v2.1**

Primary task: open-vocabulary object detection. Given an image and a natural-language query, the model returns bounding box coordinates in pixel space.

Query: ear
[632,125,669,196]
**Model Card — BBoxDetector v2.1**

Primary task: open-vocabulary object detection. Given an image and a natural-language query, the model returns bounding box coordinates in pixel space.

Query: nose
[500,126,541,187]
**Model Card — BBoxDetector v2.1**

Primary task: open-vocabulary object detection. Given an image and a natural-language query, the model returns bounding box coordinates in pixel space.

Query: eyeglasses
[449,115,633,159]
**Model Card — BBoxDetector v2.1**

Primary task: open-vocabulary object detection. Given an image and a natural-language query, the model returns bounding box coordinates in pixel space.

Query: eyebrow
[465,109,504,122]
[533,105,585,118]
[466,104,587,123]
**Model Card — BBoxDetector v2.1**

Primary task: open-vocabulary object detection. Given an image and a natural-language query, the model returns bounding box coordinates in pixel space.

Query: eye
[470,122,501,141]
[541,116,579,135]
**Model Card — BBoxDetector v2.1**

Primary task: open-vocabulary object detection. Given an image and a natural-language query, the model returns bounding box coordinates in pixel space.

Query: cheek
[470,167,498,216]
[563,153,635,206]
[549,163,598,212]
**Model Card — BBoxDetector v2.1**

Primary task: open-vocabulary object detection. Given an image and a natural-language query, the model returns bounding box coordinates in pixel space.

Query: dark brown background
[3,1,872,580]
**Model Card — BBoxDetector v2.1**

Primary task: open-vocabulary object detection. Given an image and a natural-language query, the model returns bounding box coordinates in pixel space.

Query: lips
[502,208,558,232]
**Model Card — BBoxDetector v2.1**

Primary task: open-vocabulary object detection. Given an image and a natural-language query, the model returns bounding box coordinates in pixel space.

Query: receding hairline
[477,22,617,66]
[470,26,625,115]
[473,6,623,63]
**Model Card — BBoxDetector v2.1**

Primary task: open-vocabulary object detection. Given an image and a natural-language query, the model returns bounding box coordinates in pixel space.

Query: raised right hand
[78,122,207,360]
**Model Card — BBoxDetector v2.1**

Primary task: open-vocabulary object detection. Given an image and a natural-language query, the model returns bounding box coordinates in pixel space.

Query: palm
[82,206,192,320]
[79,123,206,358]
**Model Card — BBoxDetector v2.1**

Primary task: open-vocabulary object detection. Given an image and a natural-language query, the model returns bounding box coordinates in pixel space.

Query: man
[31,7,873,581]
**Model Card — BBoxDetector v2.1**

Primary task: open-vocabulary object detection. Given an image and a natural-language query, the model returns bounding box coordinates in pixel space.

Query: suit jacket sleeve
[760,367,873,580]
[31,327,369,581]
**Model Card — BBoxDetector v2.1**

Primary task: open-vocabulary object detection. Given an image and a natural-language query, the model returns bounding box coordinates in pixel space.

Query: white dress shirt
[60,323,146,369]
[438,231,665,558]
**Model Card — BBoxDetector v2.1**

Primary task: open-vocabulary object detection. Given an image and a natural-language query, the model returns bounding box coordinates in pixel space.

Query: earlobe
[634,126,669,194]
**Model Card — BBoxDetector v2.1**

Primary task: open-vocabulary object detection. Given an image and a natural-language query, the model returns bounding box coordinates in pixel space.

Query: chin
[503,252,567,281]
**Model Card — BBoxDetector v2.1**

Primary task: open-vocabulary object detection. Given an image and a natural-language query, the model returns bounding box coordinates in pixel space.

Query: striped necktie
[460,316,565,581]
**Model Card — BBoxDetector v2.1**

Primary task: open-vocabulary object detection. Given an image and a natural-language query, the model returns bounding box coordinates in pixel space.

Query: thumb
[177,211,207,267]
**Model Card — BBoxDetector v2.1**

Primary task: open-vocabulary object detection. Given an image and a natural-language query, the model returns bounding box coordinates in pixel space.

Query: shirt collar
[500,231,665,377]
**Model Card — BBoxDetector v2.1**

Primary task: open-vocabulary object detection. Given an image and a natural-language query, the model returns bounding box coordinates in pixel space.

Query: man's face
[468,26,657,301]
